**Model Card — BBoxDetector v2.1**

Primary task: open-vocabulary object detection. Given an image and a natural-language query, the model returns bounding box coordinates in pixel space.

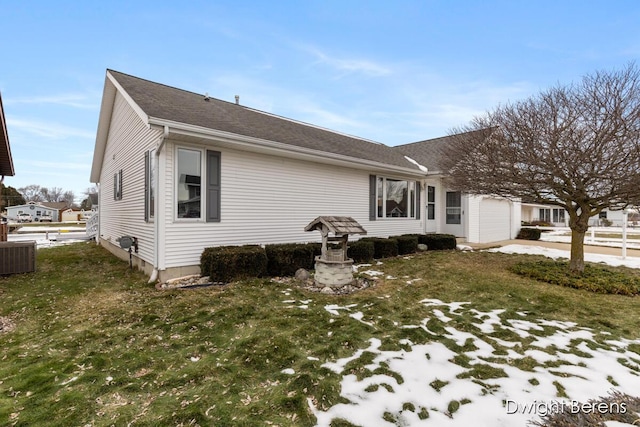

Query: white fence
[86,211,99,239]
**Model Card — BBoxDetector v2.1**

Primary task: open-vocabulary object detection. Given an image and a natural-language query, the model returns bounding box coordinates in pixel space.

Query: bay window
[373,175,420,219]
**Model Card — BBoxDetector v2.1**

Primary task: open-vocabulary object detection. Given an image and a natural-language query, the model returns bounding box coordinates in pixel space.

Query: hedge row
[200,233,458,283]
[265,243,320,277]
[200,245,268,283]
[516,227,541,240]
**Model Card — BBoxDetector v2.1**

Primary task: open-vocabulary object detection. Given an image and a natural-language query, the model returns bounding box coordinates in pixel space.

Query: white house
[90,70,521,281]
[6,201,61,222]
[521,203,569,227]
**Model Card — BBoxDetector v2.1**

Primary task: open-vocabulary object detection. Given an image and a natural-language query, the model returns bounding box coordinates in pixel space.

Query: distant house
[90,70,521,281]
[521,203,569,227]
[521,202,638,228]
[6,201,62,222]
[61,208,82,222]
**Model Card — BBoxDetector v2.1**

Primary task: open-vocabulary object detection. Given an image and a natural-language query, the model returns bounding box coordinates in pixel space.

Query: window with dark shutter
[206,150,221,222]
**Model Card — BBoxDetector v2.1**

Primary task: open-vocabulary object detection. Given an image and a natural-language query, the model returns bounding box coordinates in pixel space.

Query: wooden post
[0,223,6,242]
[320,224,328,259]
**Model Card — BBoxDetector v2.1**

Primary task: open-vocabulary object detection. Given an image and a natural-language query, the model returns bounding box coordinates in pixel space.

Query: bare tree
[442,63,640,274]
[19,185,43,202]
[61,190,75,207]
[19,185,76,206]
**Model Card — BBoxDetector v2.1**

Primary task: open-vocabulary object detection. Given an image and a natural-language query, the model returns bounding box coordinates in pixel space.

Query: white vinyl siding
[97,91,162,264]
[162,141,424,269]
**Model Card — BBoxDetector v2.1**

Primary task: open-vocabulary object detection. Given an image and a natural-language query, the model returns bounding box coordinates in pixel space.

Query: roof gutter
[149,125,169,284]
[148,117,427,177]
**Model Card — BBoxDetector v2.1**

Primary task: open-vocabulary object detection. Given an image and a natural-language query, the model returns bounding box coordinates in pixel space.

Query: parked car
[17,213,32,222]
[37,214,53,222]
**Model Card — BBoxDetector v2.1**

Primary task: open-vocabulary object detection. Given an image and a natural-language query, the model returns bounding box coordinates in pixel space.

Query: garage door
[479,198,512,243]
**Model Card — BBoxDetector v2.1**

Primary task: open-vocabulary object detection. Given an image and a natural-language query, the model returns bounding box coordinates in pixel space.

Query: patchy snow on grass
[324,303,358,316]
[310,299,640,426]
[489,244,640,269]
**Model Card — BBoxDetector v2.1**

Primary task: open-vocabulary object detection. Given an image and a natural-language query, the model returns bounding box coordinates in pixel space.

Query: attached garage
[478,198,513,243]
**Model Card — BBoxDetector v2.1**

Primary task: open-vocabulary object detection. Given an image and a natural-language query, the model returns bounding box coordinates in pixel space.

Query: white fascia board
[90,78,117,183]
[148,117,427,177]
[90,71,151,183]
[105,71,149,125]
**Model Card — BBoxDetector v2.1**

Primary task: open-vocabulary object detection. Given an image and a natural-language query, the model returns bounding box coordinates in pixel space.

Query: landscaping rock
[157,275,218,290]
[321,286,334,294]
[417,244,429,252]
[295,268,310,281]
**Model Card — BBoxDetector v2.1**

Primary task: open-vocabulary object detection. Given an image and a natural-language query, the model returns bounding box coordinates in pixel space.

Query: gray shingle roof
[108,70,422,172]
[394,134,453,173]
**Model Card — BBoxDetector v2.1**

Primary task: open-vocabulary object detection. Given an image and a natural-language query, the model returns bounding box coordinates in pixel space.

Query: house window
[177,148,201,219]
[114,169,123,201]
[445,191,461,224]
[552,208,565,223]
[539,208,551,223]
[427,186,435,220]
[145,149,156,222]
[374,176,418,219]
[175,148,221,221]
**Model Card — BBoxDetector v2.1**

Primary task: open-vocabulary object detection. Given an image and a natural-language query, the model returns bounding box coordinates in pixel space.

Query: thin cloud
[7,117,95,140]
[6,93,99,110]
[300,44,391,77]
[25,160,90,171]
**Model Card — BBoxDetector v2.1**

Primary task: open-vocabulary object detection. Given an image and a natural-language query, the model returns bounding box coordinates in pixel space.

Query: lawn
[1,243,639,426]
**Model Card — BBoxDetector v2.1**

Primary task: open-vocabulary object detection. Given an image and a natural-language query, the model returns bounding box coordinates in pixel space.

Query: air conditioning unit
[0,241,36,275]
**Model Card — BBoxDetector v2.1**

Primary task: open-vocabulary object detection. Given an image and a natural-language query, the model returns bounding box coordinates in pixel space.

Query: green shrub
[347,239,375,263]
[392,235,419,255]
[361,237,399,259]
[265,243,317,277]
[517,227,541,240]
[422,234,457,250]
[510,261,640,296]
[200,245,268,283]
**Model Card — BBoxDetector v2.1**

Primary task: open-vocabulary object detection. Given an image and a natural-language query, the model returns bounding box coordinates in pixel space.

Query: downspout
[148,125,169,283]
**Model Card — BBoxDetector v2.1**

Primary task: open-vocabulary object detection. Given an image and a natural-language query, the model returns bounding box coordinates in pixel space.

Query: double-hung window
[539,208,551,223]
[552,208,565,223]
[175,147,221,222]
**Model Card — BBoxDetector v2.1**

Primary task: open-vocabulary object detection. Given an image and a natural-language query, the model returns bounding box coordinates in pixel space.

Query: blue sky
[2,1,639,202]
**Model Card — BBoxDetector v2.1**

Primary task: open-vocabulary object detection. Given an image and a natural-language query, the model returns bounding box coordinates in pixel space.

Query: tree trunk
[569,228,585,274]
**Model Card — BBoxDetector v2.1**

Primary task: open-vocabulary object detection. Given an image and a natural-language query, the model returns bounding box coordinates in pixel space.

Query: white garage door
[479,198,512,243]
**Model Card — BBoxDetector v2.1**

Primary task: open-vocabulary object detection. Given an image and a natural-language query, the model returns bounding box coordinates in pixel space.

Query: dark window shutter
[207,150,221,222]
[416,181,421,220]
[144,151,149,222]
[369,175,376,221]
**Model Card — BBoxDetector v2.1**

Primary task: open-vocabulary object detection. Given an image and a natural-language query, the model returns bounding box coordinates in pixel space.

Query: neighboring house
[521,203,569,227]
[7,201,61,222]
[521,203,639,228]
[90,70,521,281]
[589,208,639,227]
[61,208,83,222]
